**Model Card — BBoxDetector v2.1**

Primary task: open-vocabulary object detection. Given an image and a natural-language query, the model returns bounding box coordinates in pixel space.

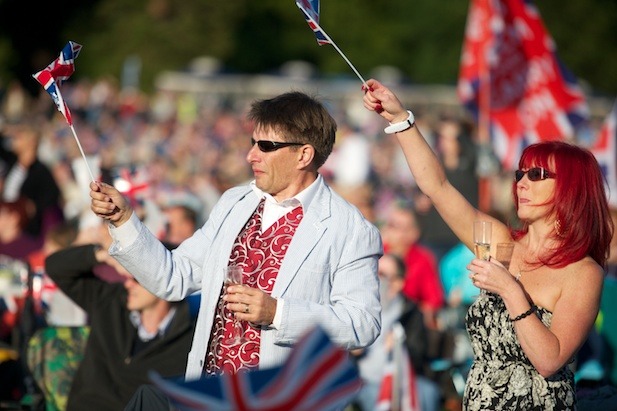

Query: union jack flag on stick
[32,41,95,182]
[150,326,362,411]
[295,0,367,86]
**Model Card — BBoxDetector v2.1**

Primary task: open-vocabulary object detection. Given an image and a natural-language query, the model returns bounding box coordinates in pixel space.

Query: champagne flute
[473,221,492,261]
[223,265,246,345]
[473,221,491,297]
[496,242,515,270]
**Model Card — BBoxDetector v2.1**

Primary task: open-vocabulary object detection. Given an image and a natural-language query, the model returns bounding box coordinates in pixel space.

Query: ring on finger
[244,304,249,314]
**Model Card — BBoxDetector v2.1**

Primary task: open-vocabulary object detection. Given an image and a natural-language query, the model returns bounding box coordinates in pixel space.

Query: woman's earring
[554,219,564,237]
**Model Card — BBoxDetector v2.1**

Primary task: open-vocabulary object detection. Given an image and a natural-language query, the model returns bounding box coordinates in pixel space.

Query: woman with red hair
[363,79,612,410]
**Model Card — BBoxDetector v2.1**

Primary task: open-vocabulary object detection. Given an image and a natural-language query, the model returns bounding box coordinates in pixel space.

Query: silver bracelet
[384,110,415,134]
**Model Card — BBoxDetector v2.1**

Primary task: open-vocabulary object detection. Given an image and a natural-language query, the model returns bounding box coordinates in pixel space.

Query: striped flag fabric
[458,0,589,170]
[295,0,330,45]
[150,325,362,411]
[590,99,617,207]
[294,0,367,84]
[32,41,82,126]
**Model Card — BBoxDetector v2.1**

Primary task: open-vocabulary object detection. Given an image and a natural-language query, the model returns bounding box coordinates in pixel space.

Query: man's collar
[250,174,322,210]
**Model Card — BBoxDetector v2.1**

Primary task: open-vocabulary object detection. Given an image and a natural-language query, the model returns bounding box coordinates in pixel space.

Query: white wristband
[384,110,415,134]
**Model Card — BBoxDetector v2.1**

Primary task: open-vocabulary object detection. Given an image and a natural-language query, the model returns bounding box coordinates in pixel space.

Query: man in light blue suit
[90,91,383,381]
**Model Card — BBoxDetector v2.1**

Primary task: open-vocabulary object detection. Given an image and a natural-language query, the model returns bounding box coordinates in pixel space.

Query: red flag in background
[458,0,589,170]
[590,99,617,207]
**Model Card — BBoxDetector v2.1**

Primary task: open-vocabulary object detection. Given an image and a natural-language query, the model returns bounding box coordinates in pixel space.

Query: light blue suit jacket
[110,178,383,379]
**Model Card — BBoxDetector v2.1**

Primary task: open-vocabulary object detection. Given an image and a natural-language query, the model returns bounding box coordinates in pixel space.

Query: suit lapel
[213,190,261,285]
[272,181,331,296]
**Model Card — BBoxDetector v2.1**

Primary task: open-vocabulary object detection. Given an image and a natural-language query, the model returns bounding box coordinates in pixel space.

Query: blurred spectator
[352,253,441,411]
[45,243,196,411]
[439,242,478,317]
[380,201,444,329]
[327,124,372,188]
[27,220,85,327]
[415,116,478,262]
[0,122,64,241]
[162,203,198,247]
[333,182,377,223]
[0,198,40,261]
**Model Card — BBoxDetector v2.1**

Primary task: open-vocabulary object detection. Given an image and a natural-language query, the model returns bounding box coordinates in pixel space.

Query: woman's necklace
[516,263,544,281]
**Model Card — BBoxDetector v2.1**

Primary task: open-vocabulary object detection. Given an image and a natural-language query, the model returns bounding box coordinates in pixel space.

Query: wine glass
[496,242,515,270]
[473,220,492,261]
[223,265,246,345]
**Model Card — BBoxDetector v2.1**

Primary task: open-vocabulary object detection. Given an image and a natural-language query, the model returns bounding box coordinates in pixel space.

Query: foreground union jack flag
[32,41,82,126]
[150,326,362,411]
[590,99,617,207]
[458,0,589,170]
[295,0,330,45]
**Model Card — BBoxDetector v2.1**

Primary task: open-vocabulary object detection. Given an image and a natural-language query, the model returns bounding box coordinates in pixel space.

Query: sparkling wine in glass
[473,221,492,261]
[496,242,515,270]
[223,265,246,345]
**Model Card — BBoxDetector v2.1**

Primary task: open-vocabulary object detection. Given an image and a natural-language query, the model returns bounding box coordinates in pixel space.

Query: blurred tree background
[0,0,616,96]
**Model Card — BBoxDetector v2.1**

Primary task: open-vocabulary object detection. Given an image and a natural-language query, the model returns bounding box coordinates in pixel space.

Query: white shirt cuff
[107,211,141,250]
[272,298,284,329]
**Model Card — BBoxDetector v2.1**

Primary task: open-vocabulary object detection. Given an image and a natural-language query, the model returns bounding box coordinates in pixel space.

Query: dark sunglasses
[251,138,305,152]
[515,167,556,182]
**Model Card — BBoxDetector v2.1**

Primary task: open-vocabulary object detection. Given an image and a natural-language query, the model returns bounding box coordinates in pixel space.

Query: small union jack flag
[296,0,330,45]
[32,41,82,126]
[150,326,362,411]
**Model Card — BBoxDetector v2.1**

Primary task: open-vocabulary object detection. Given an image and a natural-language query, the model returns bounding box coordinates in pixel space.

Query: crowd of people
[0,74,615,410]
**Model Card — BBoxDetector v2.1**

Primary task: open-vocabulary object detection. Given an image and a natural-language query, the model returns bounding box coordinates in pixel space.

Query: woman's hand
[467,258,519,296]
[362,79,409,123]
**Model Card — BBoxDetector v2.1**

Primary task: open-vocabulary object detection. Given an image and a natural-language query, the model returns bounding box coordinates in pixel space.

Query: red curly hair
[511,141,613,268]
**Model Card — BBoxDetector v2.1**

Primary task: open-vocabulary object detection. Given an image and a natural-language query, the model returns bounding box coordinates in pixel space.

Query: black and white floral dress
[464,291,576,410]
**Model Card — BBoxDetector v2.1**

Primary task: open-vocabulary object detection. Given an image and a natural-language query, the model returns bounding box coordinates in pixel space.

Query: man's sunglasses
[251,138,306,152]
[515,167,556,182]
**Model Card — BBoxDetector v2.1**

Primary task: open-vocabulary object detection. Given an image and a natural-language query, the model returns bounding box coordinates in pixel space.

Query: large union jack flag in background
[458,0,589,170]
[32,41,82,126]
[150,326,362,411]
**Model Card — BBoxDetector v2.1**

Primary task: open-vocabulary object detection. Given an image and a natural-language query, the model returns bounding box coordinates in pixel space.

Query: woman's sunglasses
[515,167,556,182]
[251,138,306,153]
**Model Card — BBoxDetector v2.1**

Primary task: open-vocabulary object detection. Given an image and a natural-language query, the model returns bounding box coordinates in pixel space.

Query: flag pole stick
[323,34,367,86]
[304,13,367,87]
[69,124,96,182]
